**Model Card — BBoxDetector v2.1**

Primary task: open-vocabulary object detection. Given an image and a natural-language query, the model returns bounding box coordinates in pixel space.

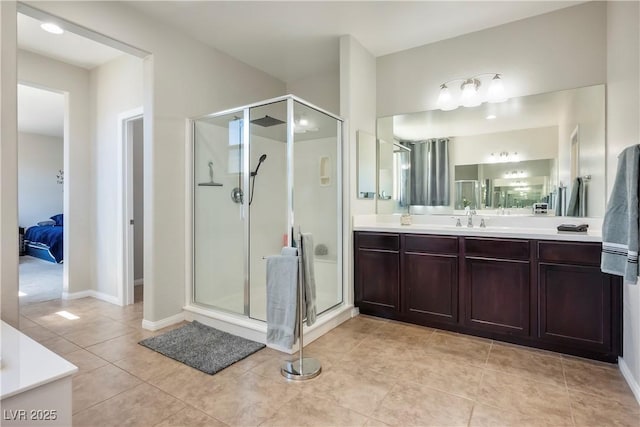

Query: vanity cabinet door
[538,263,614,353]
[462,238,531,336]
[354,232,400,318]
[464,257,530,336]
[536,241,622,357]
[402,235,459,325]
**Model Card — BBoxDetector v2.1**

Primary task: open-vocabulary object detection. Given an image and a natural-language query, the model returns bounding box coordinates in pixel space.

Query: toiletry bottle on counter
[400,212,412,225]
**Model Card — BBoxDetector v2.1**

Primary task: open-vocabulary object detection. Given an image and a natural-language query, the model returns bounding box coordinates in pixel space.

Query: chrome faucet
[480,218,486,228]
[465,208,476,227]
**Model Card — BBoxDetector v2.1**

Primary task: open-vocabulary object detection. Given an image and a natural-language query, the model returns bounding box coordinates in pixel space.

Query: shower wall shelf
[319,156,331,186]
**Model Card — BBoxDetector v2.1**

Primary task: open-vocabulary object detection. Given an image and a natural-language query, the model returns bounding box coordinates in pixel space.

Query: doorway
[17,84,65,305]
[120,109,144,305]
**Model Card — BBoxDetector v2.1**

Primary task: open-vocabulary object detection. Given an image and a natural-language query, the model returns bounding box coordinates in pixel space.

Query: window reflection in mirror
[376,84,605,217]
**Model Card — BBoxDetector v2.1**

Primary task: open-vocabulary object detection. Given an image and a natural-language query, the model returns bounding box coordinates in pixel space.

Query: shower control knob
[231,187,244,204]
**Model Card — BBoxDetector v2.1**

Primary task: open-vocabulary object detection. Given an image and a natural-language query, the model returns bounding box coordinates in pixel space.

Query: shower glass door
[292,100,343,314]
[193,110,247,315]
[248,101,288,321]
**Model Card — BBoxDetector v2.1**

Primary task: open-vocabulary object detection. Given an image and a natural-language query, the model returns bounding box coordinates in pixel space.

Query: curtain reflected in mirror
[407,139,450,208]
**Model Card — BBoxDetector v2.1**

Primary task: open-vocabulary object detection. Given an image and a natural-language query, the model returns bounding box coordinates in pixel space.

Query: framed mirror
[357,130,377,199]
[376,84,605,217]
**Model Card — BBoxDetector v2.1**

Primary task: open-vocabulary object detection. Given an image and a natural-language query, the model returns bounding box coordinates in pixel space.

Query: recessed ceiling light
[486,114,497,120]
[41,22,64,35]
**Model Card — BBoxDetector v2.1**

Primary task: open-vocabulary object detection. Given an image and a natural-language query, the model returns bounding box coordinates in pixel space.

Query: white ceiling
[18,84,65,138]
[125,1,582,83]
[14,1,582,137]
[17,13,125,70]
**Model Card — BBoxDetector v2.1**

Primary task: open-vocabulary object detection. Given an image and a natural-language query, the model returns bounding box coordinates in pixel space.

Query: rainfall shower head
[250,115,285,127]
[251,154,267,176]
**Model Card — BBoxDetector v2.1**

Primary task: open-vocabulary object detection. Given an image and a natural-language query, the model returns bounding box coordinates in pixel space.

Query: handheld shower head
[251,154,267,176]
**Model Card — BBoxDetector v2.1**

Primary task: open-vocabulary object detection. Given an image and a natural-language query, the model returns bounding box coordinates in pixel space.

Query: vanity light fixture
[460,78,482,107]
[437,73,508,111]
[487,74,507,103]
[436,84,456,111]
[490,151,519,164]
[40,22,64,35]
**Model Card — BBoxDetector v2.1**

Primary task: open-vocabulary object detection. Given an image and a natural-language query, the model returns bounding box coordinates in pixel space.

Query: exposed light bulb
[460,79,481,107]
[41,22,64,35]
[437,84,457,111]
[487,74,507,103]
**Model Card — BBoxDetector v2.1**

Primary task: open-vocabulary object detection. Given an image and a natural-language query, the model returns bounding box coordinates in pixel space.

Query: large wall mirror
[357,130,377,199]
[377,84,605,217]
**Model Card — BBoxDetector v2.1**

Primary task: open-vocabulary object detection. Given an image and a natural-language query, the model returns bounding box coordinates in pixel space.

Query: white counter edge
[1,322,78,400]
[353,224,602,242]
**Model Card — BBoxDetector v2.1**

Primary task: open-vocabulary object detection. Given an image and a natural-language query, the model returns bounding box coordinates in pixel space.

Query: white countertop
[353,215,603,242]
[1,321,78,400]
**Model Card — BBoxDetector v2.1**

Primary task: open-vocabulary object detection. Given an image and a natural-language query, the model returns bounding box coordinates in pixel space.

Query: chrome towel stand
[280,230,321,381]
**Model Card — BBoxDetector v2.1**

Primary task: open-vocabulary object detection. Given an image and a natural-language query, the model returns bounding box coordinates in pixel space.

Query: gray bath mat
[139,321,265,375]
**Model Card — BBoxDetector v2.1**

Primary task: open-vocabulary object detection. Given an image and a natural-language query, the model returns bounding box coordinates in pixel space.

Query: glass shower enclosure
[192,96,343,322]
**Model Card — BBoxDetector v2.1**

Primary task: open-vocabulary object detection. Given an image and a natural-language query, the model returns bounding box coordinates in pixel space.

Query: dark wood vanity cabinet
[462,238,531,336]
[354,232,400,318]
[354,231,622,362]
[537,241,621,356]
[401,235,459,326]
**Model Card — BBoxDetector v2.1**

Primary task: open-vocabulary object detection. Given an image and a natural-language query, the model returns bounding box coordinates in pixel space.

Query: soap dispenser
[400,207,412,226]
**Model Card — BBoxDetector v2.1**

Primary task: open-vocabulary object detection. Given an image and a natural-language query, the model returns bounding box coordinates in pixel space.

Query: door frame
[118,107,143,306]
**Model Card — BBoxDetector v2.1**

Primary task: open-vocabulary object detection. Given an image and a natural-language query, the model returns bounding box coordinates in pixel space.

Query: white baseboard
[134,279,144,286]
[184,305,266,344]
[619,357,640,405]
[184,303,356,355]
[62,290,120,305]
[141,312,186,331]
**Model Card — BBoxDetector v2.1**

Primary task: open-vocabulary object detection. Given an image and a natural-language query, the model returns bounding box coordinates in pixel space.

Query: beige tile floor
[18,297,640,427]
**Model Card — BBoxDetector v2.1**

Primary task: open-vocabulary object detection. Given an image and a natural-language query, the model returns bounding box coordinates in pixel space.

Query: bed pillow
[50,214,64,226]
[37,220,55,227]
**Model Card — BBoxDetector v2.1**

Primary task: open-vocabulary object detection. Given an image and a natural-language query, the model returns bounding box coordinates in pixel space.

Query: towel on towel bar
[601,144,639,284]
[566,177,586,217]
[266,247,299,348]
[301,233,317,326]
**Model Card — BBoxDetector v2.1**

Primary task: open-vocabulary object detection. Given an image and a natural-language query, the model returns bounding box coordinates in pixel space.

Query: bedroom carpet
[139,320,265,375]
[19,255,63,305]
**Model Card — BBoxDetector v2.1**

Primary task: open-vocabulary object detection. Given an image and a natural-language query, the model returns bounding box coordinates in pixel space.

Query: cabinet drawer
[356,232,399,251]
[538,241,601,266]
[404,234,458,254]
[465,238,529,260]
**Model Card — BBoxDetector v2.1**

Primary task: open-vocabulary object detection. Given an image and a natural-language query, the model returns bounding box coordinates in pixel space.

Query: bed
[24,214,63,264]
